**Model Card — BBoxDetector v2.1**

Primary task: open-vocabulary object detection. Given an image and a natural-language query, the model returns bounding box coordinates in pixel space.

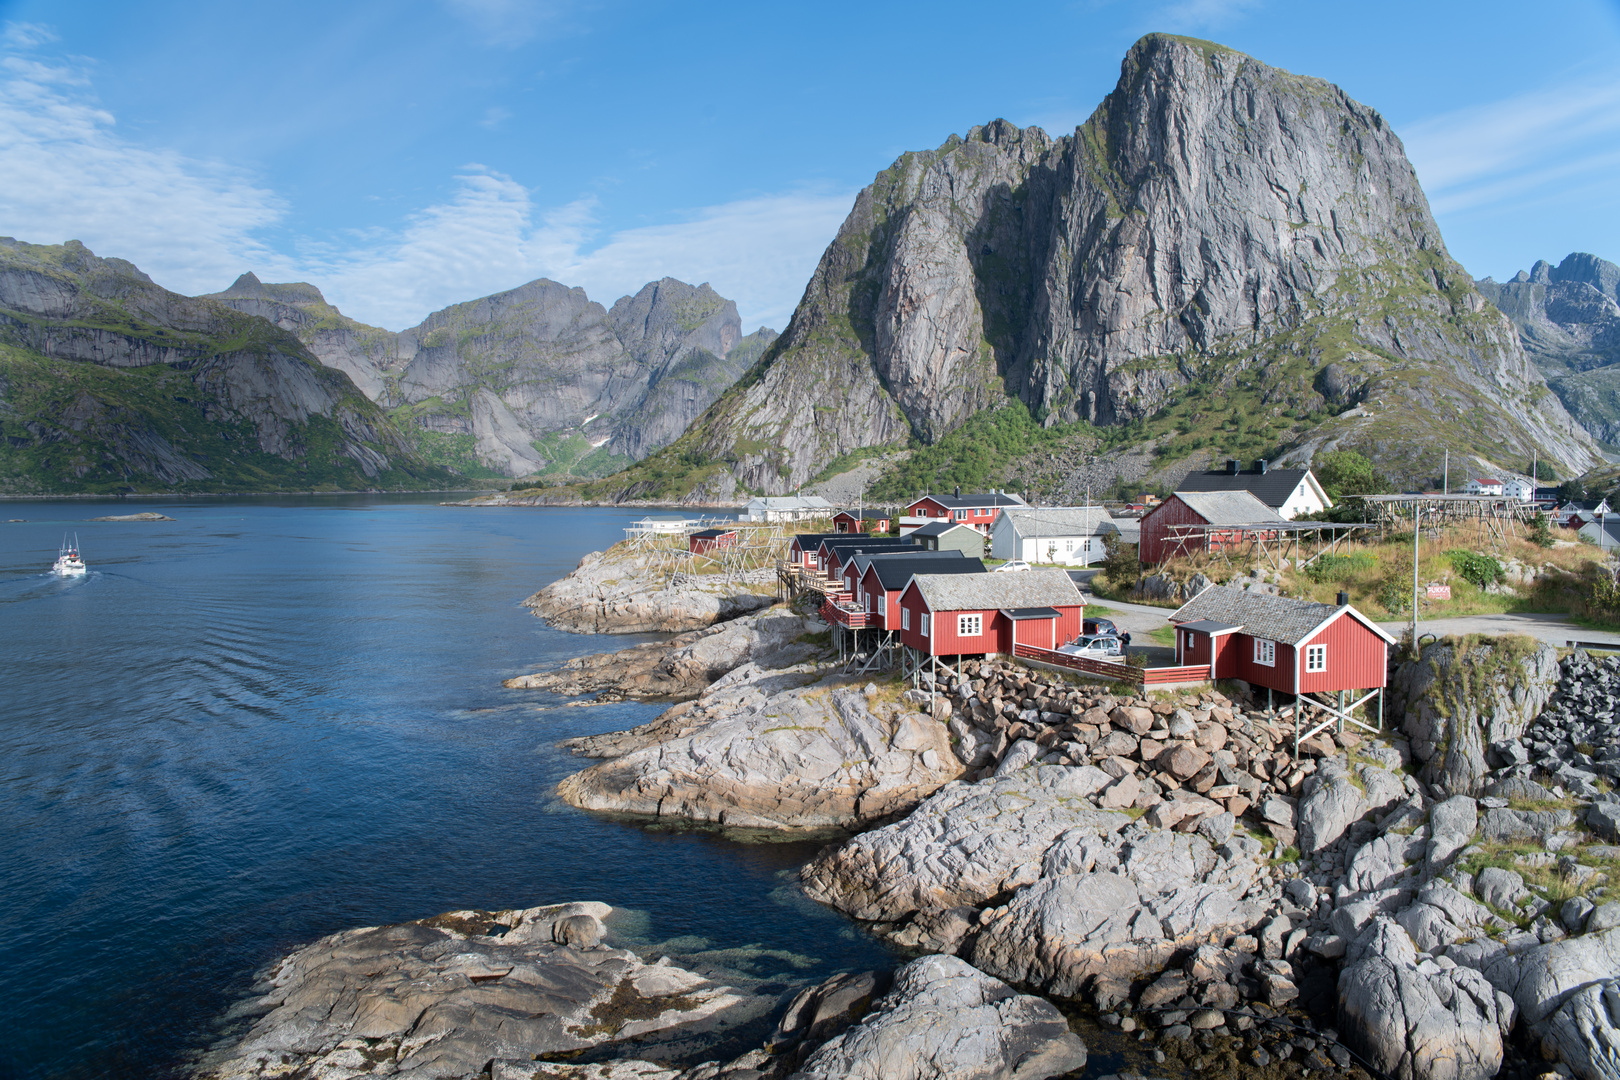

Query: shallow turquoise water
[0,496,890,1079]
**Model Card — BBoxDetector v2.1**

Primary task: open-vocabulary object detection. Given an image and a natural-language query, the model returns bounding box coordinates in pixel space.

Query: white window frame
[1253,638,1276,667]
[902,607,911,631]
[1185,630,1195,649]
[921,612,931,637]
[1305,643,1327,673]
[954,509,968,521]
[959,613,983,637]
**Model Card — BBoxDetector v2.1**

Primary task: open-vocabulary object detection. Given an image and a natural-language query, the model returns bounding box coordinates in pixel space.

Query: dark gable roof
[793,533,840,548]
[916,492,1027,510]
[848,549,964,578]
[1176,468,1312,510]
[1169,585,1395,646]
[691,528,735,539]
[835,509,890,520]
[871,556,985,589]
[818,536,913,557]
[911,520,982,537]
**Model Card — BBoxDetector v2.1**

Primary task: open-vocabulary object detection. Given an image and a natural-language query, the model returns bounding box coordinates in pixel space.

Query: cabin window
[866,593,874,613]
[902,607,911,631]
[1064,540,1075,552]
[1253,638,1276,667]
[954,509,968,521]
[959,614,983,637]
[921,613,931,637]
[1184,631,1195,649]
[1306,644,1327,673]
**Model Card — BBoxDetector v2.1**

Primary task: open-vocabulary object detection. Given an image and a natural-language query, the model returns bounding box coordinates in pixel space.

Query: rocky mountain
[207,273,774,478]
[1477,253,1620,447]
[0,239,452,495]
[601,33,1601,501]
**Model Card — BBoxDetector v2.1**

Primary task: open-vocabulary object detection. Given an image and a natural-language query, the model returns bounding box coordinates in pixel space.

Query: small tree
[1316,450,1383,500]
[1100,534,1140,590]
[1529,512,1553,548]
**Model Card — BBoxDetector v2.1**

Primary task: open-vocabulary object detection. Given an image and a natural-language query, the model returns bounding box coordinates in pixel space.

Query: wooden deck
[1012,643,1211,687]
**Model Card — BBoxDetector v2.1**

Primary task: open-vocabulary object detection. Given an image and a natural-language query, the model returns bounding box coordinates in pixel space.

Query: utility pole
[1410,508,1425,654]
[1443,450,1449,495]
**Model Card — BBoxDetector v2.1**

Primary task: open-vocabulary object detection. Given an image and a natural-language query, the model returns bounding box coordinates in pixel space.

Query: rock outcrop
[1392,636,1561,796]
[1478,253,1620,444]
[206,272,774,478]
[193,902,767,1080]
[0,239,448,494]
[504,610,819,701]
[523,548,776,634]
[789,954,1087,1080]
[557,669,964,832]
[612,33,1599,501]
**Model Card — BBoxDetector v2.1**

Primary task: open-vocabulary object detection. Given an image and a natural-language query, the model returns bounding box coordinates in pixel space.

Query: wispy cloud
[306,170,852,331]
[2,22,58,49]
[1155,0,1263,29]
[0,32,850,333]
[0,49,285,292]
[1401,74,1620,219]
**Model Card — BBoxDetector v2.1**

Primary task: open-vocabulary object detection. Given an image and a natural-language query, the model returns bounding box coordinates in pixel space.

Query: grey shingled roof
[1172,490,1285,525]
[911,568,1082,611]
[1168,585,1393,646]
[910,520,982,537]
[998,507,1122,537]
[1176,468,1320,510]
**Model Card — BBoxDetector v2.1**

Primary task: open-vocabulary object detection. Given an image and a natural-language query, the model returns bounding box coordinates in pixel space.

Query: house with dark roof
[832,509,892,534]
[897,569,1084,657]
[688,528,738,554]
[788,533,840,568]
[907,520,986,556]
[827,552,984,631]
[1168,585,1395,696]
[1139,490,1285,564]
[1176,461,1331,520]
[813,535,915,577]
[900,489,1028,535]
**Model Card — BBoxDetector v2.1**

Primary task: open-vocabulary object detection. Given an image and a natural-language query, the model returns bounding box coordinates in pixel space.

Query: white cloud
[1155,0,1264,29]
[0,50,285,293]
[1402,75,1620,218]
[3,22,58,49]
[309,169,852,332]
[0,33,852,335]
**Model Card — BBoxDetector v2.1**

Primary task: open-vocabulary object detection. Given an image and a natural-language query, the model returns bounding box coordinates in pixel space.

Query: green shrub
[1448,550,1504,591]
[1377,576,1410,615]
[1303,552,1375,583]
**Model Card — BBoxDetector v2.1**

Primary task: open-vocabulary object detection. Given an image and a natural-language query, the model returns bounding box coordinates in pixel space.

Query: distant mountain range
[0,239,452,495]
[206,274,774,479]
[579,33,1603,503]
[1477,253,1620,448]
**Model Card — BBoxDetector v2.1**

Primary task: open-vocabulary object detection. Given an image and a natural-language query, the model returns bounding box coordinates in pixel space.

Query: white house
[1463,478,1505,497]
[741,495,833,523]
[1175,462,1332,520]
[1499,477,1535,501]
[990,506,1128,566]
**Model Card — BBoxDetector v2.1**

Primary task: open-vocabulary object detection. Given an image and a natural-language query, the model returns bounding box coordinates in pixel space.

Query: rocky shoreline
[521,548,775,635]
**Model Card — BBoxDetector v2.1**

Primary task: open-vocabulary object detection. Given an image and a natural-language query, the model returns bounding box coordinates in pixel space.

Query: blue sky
[1,0,1618,332]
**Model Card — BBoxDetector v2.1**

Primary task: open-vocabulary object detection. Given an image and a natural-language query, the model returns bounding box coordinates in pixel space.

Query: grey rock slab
[1298,775,1369,854]
[801,768,1130,923]
[559,669,963,831]
[1540,978,1620,1080]
[1486,926,1620,1026]
[1337,954,1512,1080]
[790,954,1086,1080]
[194,903,757,1080]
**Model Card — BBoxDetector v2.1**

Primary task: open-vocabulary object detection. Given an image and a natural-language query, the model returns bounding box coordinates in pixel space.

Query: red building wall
[1231,638,1297,693]
[1139,495,1210,564]
[1298,614,1389,694]
[895,584,1083,656]
[1013,617,1058,650]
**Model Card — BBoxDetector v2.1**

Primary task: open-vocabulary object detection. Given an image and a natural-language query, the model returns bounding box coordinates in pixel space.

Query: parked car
[1083,617,1118,637]
[1057,634,1124,660]
[993,560,1032,573]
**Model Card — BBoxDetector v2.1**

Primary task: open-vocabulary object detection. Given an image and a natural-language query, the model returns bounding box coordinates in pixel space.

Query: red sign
[1426,584,1452,600]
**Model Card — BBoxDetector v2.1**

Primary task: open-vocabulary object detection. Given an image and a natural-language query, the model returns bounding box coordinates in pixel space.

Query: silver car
[1057,634,1124,660]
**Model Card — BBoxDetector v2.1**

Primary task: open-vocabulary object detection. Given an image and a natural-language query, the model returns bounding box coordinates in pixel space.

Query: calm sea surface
[0,496,892,1080]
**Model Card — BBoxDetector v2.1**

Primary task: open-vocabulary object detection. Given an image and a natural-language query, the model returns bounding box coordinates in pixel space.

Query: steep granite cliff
[0,239,451,495]
[207,274,773,478]
[604,33,1601,501]
[1477,253,1620,447]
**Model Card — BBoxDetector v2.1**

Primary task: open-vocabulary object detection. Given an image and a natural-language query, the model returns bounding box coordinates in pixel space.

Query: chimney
[955,485,961,498]
[1255,459,1269,474]
[1227,459,1240,474]
[1337,590,1350,607]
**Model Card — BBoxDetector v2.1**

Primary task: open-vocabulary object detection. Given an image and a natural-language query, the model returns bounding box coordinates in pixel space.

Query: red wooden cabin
[789,534,839,568]
[689,528,739,554]
[832,510,892,534]
[1138,490,1284,564]
[815,536,913,577]
[896,569,1084,658]
[841,553,985,630]
[1168,585,1395,695]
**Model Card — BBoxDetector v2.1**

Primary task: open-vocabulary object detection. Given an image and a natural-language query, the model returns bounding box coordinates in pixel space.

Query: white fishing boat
[53,535,86,577]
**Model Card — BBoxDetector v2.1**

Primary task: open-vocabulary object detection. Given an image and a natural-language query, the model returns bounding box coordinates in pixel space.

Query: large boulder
[1483,928,1620,1080]
[1338,918,1515,1080]
[558,668,964,831]
[790,954,1087,1080]
[1539,979,1620,1080]
[1391,637,1560,796]
[194,903,763,1080]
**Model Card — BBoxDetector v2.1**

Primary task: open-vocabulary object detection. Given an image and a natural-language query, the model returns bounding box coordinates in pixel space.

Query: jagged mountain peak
[602,34,1599,501]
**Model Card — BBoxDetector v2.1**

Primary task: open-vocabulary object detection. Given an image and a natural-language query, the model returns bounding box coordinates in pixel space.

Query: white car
[993,560,1032,573]
[1057,634,1124,660]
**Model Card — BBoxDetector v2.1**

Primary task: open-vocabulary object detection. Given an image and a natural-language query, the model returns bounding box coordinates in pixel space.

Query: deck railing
[819,599,869,629]
[1012,643,1211,687]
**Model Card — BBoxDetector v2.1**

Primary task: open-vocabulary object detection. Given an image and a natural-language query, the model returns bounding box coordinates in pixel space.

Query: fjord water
[0,497,889,1080]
